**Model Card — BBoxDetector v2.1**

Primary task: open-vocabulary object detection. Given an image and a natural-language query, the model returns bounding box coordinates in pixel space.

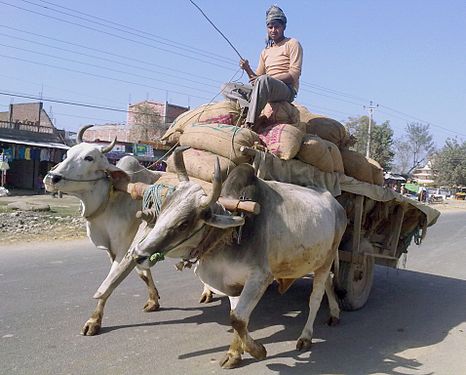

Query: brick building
[0,102,69,190]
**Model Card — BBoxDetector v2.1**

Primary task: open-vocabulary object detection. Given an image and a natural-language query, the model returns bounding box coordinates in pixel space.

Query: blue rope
[142,183,176,216]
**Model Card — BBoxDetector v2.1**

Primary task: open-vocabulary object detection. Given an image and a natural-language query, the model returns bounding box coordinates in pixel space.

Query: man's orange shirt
[256,37,303,92]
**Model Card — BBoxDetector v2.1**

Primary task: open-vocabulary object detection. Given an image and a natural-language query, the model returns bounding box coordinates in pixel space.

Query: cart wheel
[338,254,374,311]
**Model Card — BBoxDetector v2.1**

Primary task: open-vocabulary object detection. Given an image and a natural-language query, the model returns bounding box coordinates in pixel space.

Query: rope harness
[142,183,176,216]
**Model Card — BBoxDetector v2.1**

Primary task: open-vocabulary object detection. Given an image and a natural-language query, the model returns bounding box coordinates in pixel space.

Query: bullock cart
[243,147,440,311]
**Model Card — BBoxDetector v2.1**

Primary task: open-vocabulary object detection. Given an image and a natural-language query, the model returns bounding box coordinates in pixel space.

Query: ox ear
[204,213,244,229]
[106,164,130,187]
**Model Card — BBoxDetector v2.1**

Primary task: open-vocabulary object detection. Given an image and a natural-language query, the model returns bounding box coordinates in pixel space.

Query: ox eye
[84,156,94,162]
[177,221,189,231]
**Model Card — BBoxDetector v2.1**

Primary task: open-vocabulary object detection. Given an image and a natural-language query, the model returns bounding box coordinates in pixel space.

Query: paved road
[1,210,465,375]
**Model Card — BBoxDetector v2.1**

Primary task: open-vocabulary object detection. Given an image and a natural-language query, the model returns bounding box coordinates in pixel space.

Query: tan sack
[293,102,326,123]
[367,157,384,185]
[297,135,334,172]
[260,101,300,125]
[179,123,259,164]
[166,148,236,183]
[340,149,383,184]
[258,123,304,160]
[306,117,350,149]
[161,100,243,144]
[323,140,344,173]
[156,171,212,194]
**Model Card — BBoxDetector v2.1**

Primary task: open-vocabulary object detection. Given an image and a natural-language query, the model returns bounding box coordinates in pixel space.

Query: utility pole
[363,101,378,158]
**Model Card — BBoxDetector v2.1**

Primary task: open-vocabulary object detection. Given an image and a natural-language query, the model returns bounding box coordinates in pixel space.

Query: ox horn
[101,136,117,154]
[76,124,94,144]
[200,157,222,209]
[173,146,191,182]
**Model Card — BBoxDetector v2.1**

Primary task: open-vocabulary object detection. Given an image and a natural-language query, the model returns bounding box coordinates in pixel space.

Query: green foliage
[344,115,395,170]
[432,138,466,186]
[393,122,435,174]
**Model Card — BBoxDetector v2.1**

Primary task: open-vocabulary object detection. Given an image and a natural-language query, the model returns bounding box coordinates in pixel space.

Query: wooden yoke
[116,181,260,215]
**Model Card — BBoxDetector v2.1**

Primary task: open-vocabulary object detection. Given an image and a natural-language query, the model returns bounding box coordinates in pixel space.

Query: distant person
[35,174,44,194]
[238,5,303,129]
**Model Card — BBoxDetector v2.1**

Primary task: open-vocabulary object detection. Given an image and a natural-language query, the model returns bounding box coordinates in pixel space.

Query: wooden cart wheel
[338,254,374,311]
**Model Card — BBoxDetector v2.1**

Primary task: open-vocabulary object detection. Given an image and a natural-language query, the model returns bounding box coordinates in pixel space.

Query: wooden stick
[124,182,260,215]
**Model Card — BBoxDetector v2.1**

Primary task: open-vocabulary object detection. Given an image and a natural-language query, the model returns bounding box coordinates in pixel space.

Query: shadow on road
[101,266,466,374]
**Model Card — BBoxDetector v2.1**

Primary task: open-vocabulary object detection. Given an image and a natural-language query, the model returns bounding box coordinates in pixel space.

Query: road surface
[1,210,465,374]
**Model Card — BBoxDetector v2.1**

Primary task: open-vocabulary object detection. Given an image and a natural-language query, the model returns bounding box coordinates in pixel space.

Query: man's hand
[240,58,257,81]
[239,58,250,70]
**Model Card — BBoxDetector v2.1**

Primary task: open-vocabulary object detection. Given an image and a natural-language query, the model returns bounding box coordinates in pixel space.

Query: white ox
[110,151,348,369]
[43,125,164,336]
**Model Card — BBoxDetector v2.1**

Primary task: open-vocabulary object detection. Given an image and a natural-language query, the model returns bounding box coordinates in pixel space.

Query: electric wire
[0,25,223,85]
[22,0,234,65]
[0,54,214,101]
[0,0,236,70]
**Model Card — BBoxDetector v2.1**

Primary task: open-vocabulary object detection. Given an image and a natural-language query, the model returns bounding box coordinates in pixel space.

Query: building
[0,102,69,190]
[127,100,189,126]
[82,100,189,163]
[412,160,435,185]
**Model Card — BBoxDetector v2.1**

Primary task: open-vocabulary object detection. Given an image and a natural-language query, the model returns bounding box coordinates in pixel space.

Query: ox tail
[332,250,347,299]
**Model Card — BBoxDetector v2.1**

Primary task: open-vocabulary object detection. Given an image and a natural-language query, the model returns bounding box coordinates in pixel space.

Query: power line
[26,0,234,65]
[0,25,223,85]
[0,90,179,119]
[0,0,236,70]
[0,42,218,95]
[0,54,214,101]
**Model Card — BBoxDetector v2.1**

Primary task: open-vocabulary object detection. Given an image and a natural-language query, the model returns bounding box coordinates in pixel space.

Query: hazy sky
[1,0,465,147]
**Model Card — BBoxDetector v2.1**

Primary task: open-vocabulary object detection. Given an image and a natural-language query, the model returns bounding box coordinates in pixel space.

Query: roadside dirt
[1,192,465,246]
[0,194,87,246]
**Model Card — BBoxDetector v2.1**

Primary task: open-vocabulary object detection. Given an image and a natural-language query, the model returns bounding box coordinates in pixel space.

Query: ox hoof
[247,341,267,360]
[199,291,213,304]
[296,337,312,352]
[219,352,242,369]
[327,316,340,326]
[81,321,101,336]
[143,300,160,312]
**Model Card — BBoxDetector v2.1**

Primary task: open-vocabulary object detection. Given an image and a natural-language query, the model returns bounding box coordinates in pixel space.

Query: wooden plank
[389,204,406,258]
[352,195,364,256]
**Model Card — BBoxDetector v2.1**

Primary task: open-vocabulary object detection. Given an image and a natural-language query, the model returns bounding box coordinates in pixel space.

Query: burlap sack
[340,149,381,184]
[297,135,334,172]
[166,148,236,183]
[161,100,243,145]
[323,140,344,173]
[306,117,350,149]
[157,171,212,194]
[258,123,304,160]
[179,123,259,164]
[293,102,326,123]
[260,101,300,125]
[367,157,384,185]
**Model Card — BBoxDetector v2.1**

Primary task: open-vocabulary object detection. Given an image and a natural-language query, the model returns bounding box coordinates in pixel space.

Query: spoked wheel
[338,254,374,311]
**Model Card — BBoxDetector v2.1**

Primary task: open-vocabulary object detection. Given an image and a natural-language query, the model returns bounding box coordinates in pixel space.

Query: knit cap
[266,5,287,25]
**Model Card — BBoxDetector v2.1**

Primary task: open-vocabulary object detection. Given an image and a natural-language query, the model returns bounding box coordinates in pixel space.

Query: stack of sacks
[294,102,384,185]
[161,100,244,146]
[166,123,260,183]
[256,102,304,160]
[339,149,384,185]
[257,102,344,173]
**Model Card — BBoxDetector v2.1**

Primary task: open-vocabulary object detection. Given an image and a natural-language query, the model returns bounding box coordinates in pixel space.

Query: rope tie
[142,183,176,216]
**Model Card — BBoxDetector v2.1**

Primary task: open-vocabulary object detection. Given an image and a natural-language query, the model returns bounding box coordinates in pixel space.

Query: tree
[129,102,166,142]
[344,115,395,170]
[392,122,435,174]
[432,138,466,186]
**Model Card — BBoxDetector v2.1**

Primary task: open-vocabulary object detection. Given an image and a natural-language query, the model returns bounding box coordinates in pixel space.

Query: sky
[1,0,465,148]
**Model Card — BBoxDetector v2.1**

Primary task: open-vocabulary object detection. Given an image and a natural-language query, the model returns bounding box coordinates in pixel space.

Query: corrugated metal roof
[0,137,69,150]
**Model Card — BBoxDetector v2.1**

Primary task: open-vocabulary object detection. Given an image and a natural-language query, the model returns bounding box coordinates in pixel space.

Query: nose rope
[148,223,207,264]
[46,171,109,183]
